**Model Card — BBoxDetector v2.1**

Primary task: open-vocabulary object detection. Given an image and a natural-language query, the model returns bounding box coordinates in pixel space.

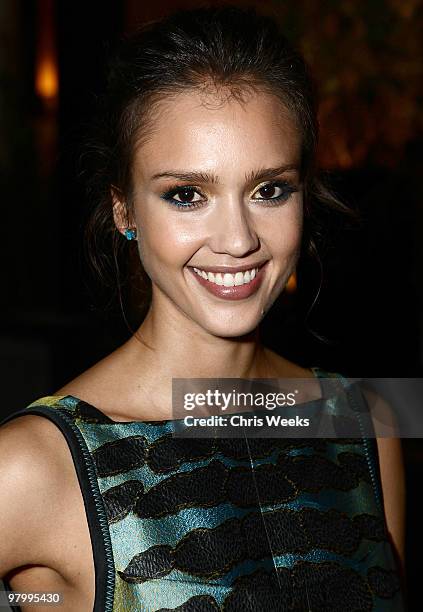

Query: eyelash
[160,180,298,211]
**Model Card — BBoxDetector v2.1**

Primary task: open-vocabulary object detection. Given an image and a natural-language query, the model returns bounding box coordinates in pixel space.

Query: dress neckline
[40,366,326,425]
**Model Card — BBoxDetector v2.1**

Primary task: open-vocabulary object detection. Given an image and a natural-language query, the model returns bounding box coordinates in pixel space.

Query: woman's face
[117,88,303,338]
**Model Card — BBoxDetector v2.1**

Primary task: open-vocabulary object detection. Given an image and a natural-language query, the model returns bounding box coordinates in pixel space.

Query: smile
[188,262,268,301]
[192,266,260,287]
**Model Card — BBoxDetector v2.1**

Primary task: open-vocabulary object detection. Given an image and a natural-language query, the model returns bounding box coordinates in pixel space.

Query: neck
[126,295,273,381]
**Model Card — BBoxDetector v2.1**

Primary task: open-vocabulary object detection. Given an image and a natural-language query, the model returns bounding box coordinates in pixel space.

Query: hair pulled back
[83,4,355,320]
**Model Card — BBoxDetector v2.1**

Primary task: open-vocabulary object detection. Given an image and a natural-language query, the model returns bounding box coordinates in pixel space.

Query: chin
[200,314,262,339]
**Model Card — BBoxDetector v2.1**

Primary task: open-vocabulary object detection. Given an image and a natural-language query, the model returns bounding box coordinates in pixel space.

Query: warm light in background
[35,0,58,109]
[286,272,297,293]
[35,56,58,101]
[33,0,58,176]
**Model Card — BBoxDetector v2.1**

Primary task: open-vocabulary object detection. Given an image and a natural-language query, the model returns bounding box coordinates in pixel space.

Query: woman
[0,6,405,611]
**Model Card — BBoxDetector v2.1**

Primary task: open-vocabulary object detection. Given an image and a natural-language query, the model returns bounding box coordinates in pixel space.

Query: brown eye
[175,188,197,202]
[252,181,297,203]
[258,184,277,198]
[161,185,206,209]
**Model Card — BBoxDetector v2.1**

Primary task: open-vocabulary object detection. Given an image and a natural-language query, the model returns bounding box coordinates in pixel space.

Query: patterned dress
[1,368,405,611]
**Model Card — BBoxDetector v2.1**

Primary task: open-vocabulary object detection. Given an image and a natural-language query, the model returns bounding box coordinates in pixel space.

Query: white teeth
[223,273,234,287]
[234,272,244,286]
[192,266,261,287]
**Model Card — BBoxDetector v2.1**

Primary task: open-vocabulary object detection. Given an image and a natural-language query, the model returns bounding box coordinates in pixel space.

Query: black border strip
[0,407,115,612]
[1,576,20,612]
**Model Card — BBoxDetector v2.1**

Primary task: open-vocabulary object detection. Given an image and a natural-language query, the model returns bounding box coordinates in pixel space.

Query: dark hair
[82,4,357,325]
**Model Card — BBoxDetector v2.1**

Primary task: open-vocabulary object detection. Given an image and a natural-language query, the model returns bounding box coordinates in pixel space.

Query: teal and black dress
[1,369,405,611]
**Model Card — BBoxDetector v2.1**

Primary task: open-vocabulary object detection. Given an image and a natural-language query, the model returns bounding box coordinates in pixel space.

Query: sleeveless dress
[1,368,405,611]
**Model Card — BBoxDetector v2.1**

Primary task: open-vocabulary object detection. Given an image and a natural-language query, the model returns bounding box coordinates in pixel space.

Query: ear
[111,186,134,236]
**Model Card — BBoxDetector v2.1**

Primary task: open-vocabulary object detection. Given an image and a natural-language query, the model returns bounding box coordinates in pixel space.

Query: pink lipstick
[188,261,268,301]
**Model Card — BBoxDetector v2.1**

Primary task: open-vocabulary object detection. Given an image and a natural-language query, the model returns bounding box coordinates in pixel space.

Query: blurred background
[0,0,421,606]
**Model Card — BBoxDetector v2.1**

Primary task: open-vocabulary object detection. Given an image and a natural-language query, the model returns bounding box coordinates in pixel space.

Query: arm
[0,416,63,578]
[376,436,406,573]
[0,414,96,612]
[360,387,406,576]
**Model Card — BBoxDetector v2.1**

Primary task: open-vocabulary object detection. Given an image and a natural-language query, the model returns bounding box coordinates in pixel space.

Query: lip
[187,261,269,301]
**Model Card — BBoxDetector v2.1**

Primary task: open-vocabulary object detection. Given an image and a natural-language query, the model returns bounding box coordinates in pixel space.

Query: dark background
[0,0,422,607]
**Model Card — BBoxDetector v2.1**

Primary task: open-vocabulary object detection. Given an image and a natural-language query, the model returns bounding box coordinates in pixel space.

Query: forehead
[133,88,301,179]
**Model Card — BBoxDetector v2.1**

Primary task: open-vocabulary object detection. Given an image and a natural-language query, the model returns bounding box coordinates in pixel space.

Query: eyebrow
[151,164,299,185]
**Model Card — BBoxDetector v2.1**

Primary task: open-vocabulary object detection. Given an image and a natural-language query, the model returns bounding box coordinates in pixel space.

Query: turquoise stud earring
[124,228,137,241]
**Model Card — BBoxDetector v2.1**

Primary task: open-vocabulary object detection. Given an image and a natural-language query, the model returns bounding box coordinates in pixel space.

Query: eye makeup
[160,185,206,210]
[160,180,299,211]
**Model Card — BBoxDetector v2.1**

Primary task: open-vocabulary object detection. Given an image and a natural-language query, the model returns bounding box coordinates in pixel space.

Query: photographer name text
[184,414,310,428]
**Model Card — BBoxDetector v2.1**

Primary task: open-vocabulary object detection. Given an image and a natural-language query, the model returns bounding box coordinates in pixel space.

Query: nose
[208,196,259,257]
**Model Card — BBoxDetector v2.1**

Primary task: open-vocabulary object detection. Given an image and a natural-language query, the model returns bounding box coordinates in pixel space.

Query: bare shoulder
[262,349,322,404]
[0,414,69,480]
[55,340,135,411]
[55,352,118,401]
[0,415,73,575]
[54,337,157,421]
[360,386,400,436]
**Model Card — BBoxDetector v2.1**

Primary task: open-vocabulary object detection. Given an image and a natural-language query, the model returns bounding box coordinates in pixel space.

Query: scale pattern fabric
[1,370,405,611]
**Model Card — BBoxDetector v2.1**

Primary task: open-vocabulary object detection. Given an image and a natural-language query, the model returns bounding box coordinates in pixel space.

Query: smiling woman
[111,89,304,337]
[0,5,405,612]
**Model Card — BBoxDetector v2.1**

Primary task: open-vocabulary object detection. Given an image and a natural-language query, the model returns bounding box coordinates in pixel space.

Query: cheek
[265,201,304,259]
[136,207,202,271]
